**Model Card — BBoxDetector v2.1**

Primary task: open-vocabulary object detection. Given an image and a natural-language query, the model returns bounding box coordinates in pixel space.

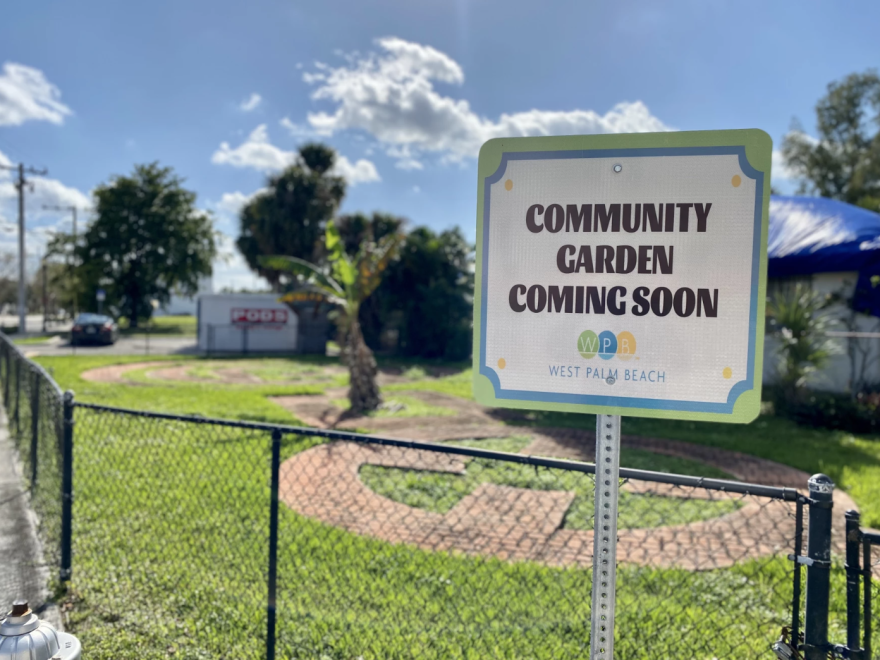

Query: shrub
[766,282,840,398]
[770,386,880,434]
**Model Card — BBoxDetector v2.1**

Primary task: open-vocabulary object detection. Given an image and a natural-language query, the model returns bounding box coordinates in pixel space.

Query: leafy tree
[237,144,346,288]
[766,283,840,398]
[60,163,215,327]
[782,70,880,211]
[361,227,474,360]
[263,221,403,413]
[335,212,404,256]
[27,261,69,318]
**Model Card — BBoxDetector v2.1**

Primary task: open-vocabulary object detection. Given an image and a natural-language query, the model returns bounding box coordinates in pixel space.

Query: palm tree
[262,220,402,413]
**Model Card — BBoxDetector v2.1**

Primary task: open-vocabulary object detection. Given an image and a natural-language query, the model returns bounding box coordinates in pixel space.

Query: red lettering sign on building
[231,308,288,325]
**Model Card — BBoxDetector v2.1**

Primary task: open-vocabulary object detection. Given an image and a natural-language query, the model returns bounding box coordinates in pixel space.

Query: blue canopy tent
[768,196,880,316]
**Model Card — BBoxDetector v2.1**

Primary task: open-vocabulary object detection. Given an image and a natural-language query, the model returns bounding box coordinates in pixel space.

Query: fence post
[2,344,8,408]
[804,473,834,659]
[791,497,805,644]
[13,355,20,432]
[60,390,75,582]
[864,539,872,660]
[266,429,281,660]
[30,369,39,487]
[845,510,864,657]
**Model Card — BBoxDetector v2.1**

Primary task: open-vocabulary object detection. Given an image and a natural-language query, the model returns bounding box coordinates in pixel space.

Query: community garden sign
[472,129,772,660]
[473,129,772,424]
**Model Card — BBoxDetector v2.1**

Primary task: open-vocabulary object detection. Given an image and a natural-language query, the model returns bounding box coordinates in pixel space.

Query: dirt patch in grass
[80,361,170,384]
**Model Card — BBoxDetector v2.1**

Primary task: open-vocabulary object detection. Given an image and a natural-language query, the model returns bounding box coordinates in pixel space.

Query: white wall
[155,276,214,317]
[763,271,880,393]
[197,293,298,353]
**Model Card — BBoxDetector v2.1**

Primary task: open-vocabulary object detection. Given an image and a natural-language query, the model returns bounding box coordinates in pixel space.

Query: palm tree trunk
[346,316,380,413]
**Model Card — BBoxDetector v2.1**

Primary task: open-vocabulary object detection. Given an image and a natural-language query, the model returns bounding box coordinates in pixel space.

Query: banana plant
[261,220,402,413]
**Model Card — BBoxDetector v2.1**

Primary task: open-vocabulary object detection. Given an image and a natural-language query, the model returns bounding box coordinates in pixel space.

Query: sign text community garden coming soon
[472,130,772,423]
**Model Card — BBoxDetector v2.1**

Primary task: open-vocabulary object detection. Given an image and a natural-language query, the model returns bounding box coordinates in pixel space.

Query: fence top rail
[864,530,880,545]
[0,333,64,398]
[74,400,802,501]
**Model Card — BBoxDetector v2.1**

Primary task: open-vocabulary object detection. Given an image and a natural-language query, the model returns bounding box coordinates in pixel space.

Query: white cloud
[211,124,379,184]
[0,62,72,126]
[211,232,269,292]
[239,93,262,112]
[209,188,267,235]
[215,190,260,218]
[772,150,796,182]
[303,37,671,168]
[0,152,90,274]
[279,116,318,140]
[772,132,819,183]
[333,155,381,184]
[0,159,90,218]
[387,145,423,170]
[212,124,294,170]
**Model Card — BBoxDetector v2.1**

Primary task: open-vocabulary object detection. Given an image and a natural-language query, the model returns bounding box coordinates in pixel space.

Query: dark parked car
[70,313,119,346]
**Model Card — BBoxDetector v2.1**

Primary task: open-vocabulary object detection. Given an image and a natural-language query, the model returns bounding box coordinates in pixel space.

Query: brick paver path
[280,438,858,571]
[275,389,861,570]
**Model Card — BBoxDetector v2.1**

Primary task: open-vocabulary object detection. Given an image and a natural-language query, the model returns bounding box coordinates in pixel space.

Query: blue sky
[1,0,878,290]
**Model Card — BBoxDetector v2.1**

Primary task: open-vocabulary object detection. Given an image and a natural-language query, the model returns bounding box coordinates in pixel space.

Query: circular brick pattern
[279,429,859,571]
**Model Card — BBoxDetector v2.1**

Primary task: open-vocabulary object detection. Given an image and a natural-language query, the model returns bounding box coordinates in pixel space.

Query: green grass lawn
[13,335,60,345]
[36,355,315,424]
[28,354,867,658]
[36,355,880,526]
[62,409,819,659]
[119,314,197,336]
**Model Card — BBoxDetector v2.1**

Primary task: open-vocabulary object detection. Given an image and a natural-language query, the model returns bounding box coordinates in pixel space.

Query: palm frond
[325,221,357,287]
[258,255,344,296]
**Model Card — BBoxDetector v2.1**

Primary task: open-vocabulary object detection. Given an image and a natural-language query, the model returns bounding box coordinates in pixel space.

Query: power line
[0,162,48,333]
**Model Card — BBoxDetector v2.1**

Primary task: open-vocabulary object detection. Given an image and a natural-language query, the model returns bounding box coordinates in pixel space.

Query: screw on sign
[473,130,772,658]
[231,308,288,325]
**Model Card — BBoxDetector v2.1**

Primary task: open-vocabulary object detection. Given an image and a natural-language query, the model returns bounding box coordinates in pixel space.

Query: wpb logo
[577,330,637,361]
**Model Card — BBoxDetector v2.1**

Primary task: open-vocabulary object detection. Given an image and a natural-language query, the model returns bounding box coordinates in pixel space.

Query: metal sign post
[591,414,621,660]
[96,288,106,316]
[471,130,772,660]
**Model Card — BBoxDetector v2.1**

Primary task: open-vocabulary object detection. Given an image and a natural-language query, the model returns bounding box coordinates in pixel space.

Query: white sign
[473,131,772,423]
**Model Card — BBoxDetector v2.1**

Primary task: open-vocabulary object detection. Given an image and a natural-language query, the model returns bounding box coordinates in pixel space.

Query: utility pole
[1,162,47,333]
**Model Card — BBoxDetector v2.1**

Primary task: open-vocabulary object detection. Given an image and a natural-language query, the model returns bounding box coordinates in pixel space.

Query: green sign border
[472,129,772,424]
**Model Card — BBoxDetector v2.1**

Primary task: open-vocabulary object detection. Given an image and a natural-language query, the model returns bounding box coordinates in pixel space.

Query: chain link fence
[0,332,868,659]
[0,336,65,612]
[861,530,880,659]
[57,401,805,659]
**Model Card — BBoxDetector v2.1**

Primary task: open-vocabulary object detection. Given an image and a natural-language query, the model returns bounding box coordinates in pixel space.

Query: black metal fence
[0,332,877,659]
[853,521,880,659]
[0,337,66,609]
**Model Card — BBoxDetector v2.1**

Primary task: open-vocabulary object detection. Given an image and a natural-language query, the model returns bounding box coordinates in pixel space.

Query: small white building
[156,277,214,317]
[765,196,880,393]
[196,293,298,354]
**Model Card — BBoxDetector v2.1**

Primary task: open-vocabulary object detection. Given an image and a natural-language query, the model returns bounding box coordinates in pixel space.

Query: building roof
[769,195,880,314]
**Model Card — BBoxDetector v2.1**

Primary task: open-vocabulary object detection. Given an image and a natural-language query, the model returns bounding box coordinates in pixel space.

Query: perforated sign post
[472,129,772,659]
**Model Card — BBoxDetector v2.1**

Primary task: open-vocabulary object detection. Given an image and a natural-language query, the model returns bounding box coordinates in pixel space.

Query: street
[22,335,198,357]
